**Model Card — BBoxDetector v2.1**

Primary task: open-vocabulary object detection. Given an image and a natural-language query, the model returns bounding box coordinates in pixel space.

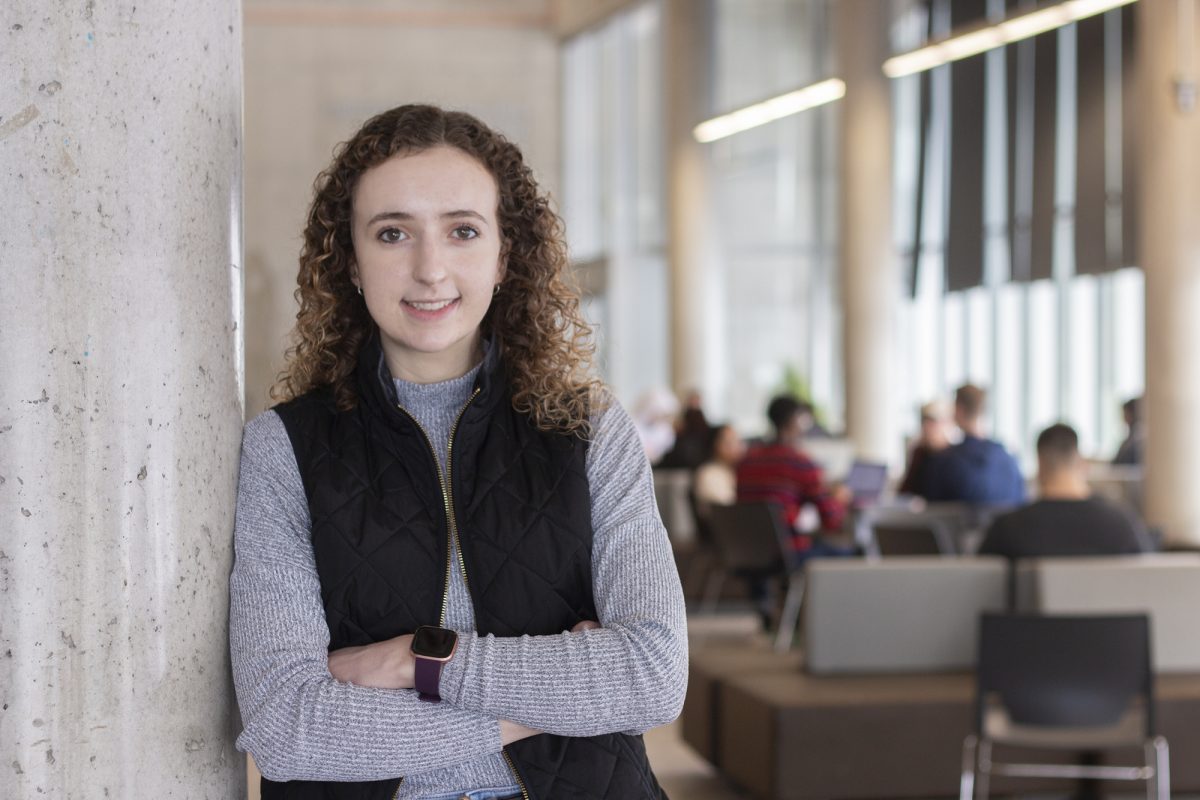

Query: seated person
[737,395,850,559]
[631,387,678,465]
[693,423,744,519]
[736,396,850,630]
[978,423,1153,559]
[1113,395,1145,466]
[796,399,832,439]
[921,384,1026,506]
[898,400,951,497]
[660,399,712,469]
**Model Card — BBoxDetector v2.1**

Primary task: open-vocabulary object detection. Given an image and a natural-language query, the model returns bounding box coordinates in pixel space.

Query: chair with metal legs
[960,613,1169,800]
[706,501,804,651]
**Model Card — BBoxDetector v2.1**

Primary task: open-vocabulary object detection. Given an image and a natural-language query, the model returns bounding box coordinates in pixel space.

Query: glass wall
[562,1,667,408]
[561,0,1145,465]
[893,5,1145,468]
[708,0,842,436]
[898,269,1144,469]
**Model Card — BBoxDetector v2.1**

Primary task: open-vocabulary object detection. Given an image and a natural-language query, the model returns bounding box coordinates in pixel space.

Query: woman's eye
[451,225,480,240]
[378,228,406,244]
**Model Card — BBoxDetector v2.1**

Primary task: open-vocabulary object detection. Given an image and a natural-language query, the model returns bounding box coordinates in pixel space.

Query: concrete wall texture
[1,1,247,797]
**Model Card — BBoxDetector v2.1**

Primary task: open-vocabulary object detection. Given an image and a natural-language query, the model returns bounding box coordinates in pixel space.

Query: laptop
[843,460,889,508]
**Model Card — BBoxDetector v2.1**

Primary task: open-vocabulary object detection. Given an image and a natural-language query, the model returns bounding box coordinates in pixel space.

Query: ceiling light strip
[883,0,1138,79]
[693,79,847,144]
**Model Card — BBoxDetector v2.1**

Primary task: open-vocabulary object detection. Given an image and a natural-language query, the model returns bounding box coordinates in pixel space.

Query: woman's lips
[402,297,460,320]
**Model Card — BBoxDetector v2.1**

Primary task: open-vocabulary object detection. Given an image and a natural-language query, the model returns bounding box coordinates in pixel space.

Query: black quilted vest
[264,336,667,800]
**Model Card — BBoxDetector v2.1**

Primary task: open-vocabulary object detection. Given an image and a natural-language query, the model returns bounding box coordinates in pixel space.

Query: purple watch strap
[414,655,443,702]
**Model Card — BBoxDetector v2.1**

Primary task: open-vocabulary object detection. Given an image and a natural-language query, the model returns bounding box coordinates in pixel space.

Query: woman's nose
[411,239,446,285]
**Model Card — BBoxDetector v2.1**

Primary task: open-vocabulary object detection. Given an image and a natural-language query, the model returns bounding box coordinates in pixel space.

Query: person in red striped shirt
[734,395,852,630]
[736,394,851,558]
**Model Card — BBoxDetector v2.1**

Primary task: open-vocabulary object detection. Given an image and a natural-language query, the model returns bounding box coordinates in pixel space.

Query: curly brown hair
[271,104,603,435]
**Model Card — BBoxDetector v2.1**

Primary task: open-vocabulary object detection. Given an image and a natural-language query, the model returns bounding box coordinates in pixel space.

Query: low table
[686,646,1200,799]
[681,641,803,766]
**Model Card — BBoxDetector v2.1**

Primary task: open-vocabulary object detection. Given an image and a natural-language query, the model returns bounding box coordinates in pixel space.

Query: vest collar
[355,331,507,422]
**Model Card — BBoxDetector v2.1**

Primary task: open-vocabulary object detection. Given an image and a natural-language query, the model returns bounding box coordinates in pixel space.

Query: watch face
[412,626,458,659]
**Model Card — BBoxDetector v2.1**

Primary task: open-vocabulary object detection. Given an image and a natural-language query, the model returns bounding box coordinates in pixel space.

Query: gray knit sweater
[228,365,688,798]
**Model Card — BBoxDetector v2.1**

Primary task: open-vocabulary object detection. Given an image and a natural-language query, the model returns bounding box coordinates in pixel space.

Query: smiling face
[350,146,505,383]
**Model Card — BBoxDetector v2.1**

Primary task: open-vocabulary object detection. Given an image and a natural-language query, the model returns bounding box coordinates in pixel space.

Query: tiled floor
[645,718,749,799]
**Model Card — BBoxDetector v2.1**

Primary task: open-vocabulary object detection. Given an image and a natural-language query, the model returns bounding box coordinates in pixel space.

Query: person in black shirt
[978,423,1152,559]
[898,400,951,497]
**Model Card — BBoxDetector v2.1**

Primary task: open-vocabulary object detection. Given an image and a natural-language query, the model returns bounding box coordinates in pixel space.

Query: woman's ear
[497,245,509,284]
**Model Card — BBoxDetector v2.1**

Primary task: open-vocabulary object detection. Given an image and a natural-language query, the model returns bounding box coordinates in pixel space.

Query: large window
[563,0,842,434]
[561,1,1145,464]
[708,0,842,436]
[562,1,666,408]
[893,5,1144,467]
[898,269,1143,469]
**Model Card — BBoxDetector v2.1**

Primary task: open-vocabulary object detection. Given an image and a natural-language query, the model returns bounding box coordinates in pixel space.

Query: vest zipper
[398,388,529,800]
[396,387,480,625]
[501,749,532,800]
[441,387,480,623]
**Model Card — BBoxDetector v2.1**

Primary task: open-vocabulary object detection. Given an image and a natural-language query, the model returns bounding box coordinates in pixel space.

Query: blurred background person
[1113,395,1145,466]
[796,399,832,439]
[898,400,952,497]
[736,395,851,630]
[660,388,713,469]
[922,384,1026,506]
[693,423,745,519]
[737,395,851,553]
[631,386,680,466]
[979,423,1153,559]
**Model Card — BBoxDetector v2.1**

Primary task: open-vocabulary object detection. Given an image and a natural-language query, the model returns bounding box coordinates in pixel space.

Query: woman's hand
[571,620,600,632]
[326,636,547,746]
[328,634,415,689]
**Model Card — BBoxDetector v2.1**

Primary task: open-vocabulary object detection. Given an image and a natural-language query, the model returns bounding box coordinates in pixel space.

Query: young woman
[229,105,686,800]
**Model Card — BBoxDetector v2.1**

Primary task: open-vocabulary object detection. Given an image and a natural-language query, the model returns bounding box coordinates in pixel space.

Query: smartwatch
[411,625,458,702]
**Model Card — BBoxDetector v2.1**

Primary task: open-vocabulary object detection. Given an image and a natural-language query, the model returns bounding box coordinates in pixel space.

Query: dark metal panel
[1075,14,1107,274]
[950,0,989,28]
[1120,4,1138,269]
[947,53,987,290]
[909,68,933,297]
[1029,30,1057,282]
[1008,36,1035,282]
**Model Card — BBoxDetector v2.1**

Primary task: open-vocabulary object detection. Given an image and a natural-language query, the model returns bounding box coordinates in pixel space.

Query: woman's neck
[384,334,484,385]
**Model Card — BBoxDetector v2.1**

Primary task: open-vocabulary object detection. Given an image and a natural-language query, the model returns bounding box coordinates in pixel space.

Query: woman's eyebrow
[366,210,413,225]
[441,209,489,225]
[365,210,489,226]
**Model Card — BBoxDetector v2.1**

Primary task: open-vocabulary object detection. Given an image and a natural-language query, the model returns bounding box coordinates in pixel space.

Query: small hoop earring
[493,284,501,297]
[357,285,363,296]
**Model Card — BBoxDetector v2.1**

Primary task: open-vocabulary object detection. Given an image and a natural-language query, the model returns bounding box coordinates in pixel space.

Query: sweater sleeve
[229,411,505,782]
[436,393,689,736]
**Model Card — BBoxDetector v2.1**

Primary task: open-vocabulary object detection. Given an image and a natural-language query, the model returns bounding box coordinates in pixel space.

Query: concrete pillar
[835,1,899,463]
[664,0,726,408]
[1,2,246,797]
[1140,1,1200,545]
